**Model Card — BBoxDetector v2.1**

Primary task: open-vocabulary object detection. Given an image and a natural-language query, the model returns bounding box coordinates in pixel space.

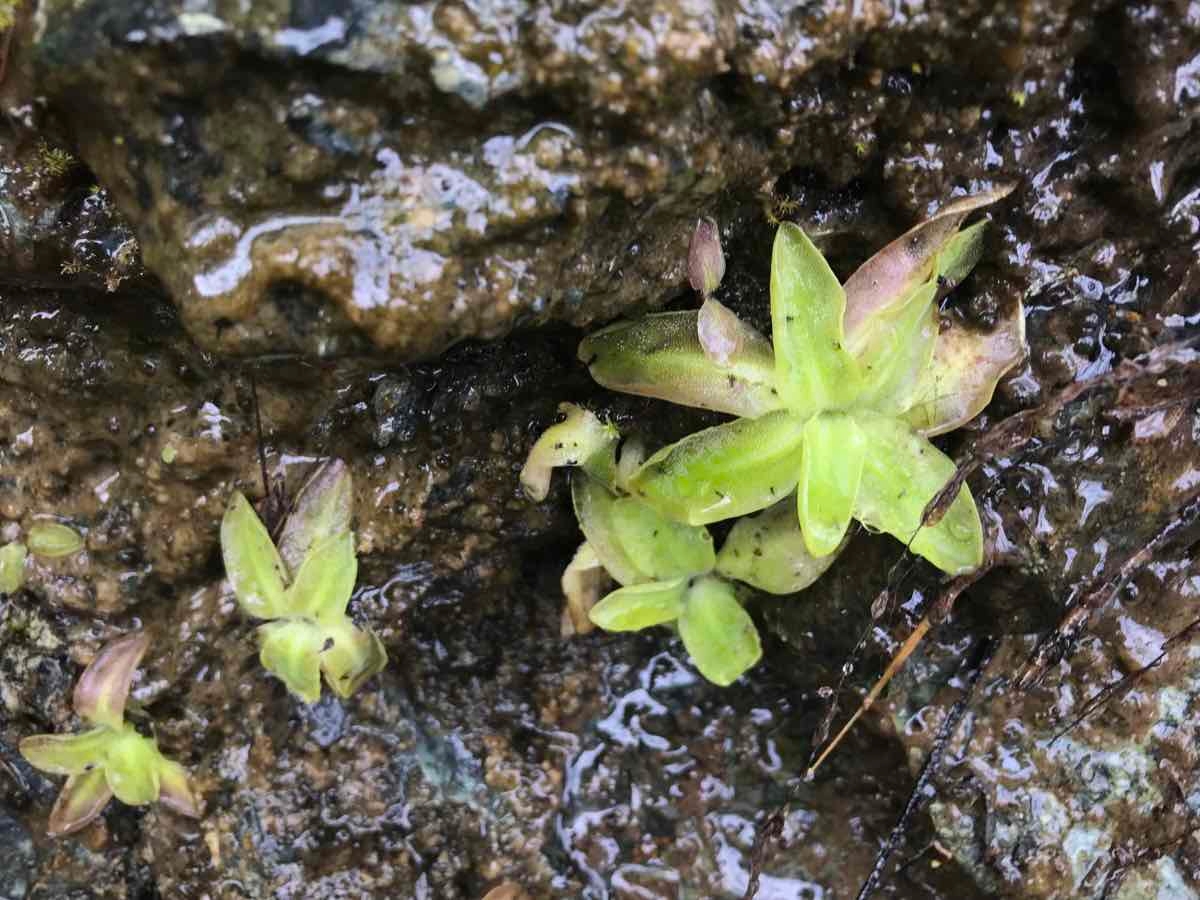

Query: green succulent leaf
[27,522,83,558]
[902,300,1027,436]
[798,413,867,558]
[715,498,842,595]
[0,541,26,594]
[842,186,1014,343]
[284,532,358,621]
[589,578,688,632]
[258,619,325,703]
[579,312,782,419]
[319,617,388,699]
[521,403,620,500]
[677,577,762,686]
[853,280,939,415]
[73,631,149,729]
[571,473,649,587]
[20,728,113,776]
[47,769,113,837]
[221,491,289,619]
[609,497,715,581]
[851,412,984,574]
[770,223,863,416]
[935,219,988,292]
[629,410,806,526]
[615,437,647,492]
[277,459,353,577]
[156,758,201,818]
[571,470,713,584]
[102,729,161,806]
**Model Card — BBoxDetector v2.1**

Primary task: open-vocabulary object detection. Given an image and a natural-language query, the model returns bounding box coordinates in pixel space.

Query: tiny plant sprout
[0,541,26,594]
[220,459,387,703]
[27,522,84,558]
[18,632,200,836]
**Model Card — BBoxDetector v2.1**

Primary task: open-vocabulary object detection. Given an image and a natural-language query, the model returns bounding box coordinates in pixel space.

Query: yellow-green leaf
[221,492,288,619]
[629,411,806,526]
[798,413,867,558]
[258,619,324,703]
[852,279,939,415]
[588,578,688,632]
[27,522,83,558]
[284,533,358,621]
[609,497,715,581]
[770,223,862,416]
[20,728,113,776]
[580,312,782,419]
[520,403,620,501]
[0,542,26,594]
[571,473,647,587]
[677,577,761,686]
[851,412,983,574]
[715,498,841,595]
[319,617,387,699]
[935,219,988,291]
[102,729,161,806]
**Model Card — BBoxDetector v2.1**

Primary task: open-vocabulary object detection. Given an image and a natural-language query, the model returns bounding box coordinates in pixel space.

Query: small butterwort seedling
[579,189,1025,575]
[19,632,200,837]
[221,459,387,703]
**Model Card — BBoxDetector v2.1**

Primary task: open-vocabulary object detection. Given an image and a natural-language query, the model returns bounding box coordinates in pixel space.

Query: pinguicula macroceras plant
[19,631,200,836]
[525,188,1026,683]
[522,405,838,684]
[221,459,387,703]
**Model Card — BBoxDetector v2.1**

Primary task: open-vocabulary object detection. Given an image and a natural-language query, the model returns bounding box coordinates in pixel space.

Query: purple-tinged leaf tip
[688,217,725,296]
[277,459,353,578]
[157,758,202,819]
[696,297,773,369]
[47,769,113,837]
[73,632,149,729]
[843,186,1016,344]
[903,300,1027,436]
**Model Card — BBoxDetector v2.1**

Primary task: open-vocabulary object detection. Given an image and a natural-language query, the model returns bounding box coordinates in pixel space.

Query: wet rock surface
[2,0,1200,898]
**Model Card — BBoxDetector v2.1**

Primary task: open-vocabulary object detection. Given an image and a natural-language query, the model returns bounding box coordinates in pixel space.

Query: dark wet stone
[0,808,33,900]
[30,0,1119,362]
